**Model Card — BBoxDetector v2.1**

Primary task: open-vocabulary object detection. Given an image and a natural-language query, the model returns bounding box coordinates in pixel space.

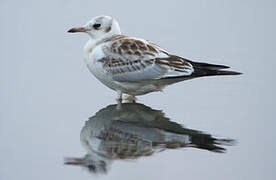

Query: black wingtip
[194,69,243,77]
[191,62,230,70]
[216,70,242,76]
[234,72,243,75]
[210,64,230,70]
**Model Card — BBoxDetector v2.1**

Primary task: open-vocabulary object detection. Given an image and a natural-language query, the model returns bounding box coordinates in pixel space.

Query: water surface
[64,103,234,175]
[1,0,275,180]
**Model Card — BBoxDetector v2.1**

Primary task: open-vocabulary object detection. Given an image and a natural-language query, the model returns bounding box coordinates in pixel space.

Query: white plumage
[68,15,241,103]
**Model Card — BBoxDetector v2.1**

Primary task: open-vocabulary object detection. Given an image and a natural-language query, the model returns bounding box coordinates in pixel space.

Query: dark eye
[93,23,101,29]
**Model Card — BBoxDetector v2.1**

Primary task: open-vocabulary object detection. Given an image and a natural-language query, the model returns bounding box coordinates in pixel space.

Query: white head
[68,15,121,40]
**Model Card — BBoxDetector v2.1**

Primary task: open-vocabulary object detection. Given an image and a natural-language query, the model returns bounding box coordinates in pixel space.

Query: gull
[68,15,241,103]
[64,103,234,174]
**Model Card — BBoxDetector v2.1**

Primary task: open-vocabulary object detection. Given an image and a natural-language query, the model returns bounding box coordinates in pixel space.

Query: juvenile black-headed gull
[68,15,241,103]
[64,103,234,174]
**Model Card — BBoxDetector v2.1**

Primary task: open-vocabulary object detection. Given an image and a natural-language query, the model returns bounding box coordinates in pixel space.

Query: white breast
[84,41,122,91]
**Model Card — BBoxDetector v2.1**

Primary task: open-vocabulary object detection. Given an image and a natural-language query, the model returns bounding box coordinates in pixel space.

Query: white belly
[86,60,121,91]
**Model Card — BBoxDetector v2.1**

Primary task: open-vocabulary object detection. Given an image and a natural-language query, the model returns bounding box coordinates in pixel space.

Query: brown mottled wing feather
[100,36,194,82]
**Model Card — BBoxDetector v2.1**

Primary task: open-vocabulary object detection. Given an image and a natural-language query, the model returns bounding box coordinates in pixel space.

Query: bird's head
[68,15,121,40]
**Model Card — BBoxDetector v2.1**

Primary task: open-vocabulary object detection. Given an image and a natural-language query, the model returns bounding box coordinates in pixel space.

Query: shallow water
[64,103,235,175]
[1,1,275,180]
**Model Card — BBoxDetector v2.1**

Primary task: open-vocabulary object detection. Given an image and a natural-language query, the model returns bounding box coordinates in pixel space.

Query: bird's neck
[85,33,122,51]
[84,39,97,52]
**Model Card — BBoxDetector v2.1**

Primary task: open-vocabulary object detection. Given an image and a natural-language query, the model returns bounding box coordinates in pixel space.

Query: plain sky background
[1,0,275,180]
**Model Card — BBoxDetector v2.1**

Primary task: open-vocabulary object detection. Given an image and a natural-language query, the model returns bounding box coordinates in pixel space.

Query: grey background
[1,0,275,179]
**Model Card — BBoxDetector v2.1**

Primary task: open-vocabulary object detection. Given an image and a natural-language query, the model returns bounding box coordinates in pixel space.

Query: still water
[64,103,234,174]
[1,0,275,180]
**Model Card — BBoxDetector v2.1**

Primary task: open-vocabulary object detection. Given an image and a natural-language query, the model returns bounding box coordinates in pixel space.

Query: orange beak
[67,27,87,33]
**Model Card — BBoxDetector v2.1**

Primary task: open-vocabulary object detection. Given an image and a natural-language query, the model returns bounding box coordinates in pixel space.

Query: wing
[100,36,194,82]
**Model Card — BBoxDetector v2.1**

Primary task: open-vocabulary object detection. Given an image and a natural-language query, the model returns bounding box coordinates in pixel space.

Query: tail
[162,61,241,82]
[156,58,241,86]
[190,61,242,77]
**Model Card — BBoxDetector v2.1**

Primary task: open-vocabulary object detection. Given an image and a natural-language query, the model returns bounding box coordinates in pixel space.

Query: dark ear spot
[105,26,111,33]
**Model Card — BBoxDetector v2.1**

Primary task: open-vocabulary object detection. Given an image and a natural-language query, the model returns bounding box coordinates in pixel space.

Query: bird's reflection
[64,103,234,174]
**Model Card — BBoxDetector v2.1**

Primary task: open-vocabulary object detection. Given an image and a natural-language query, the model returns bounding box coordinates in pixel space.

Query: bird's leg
[116,90,122,103]
[116,90,122,109]
[124,94,137,103]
